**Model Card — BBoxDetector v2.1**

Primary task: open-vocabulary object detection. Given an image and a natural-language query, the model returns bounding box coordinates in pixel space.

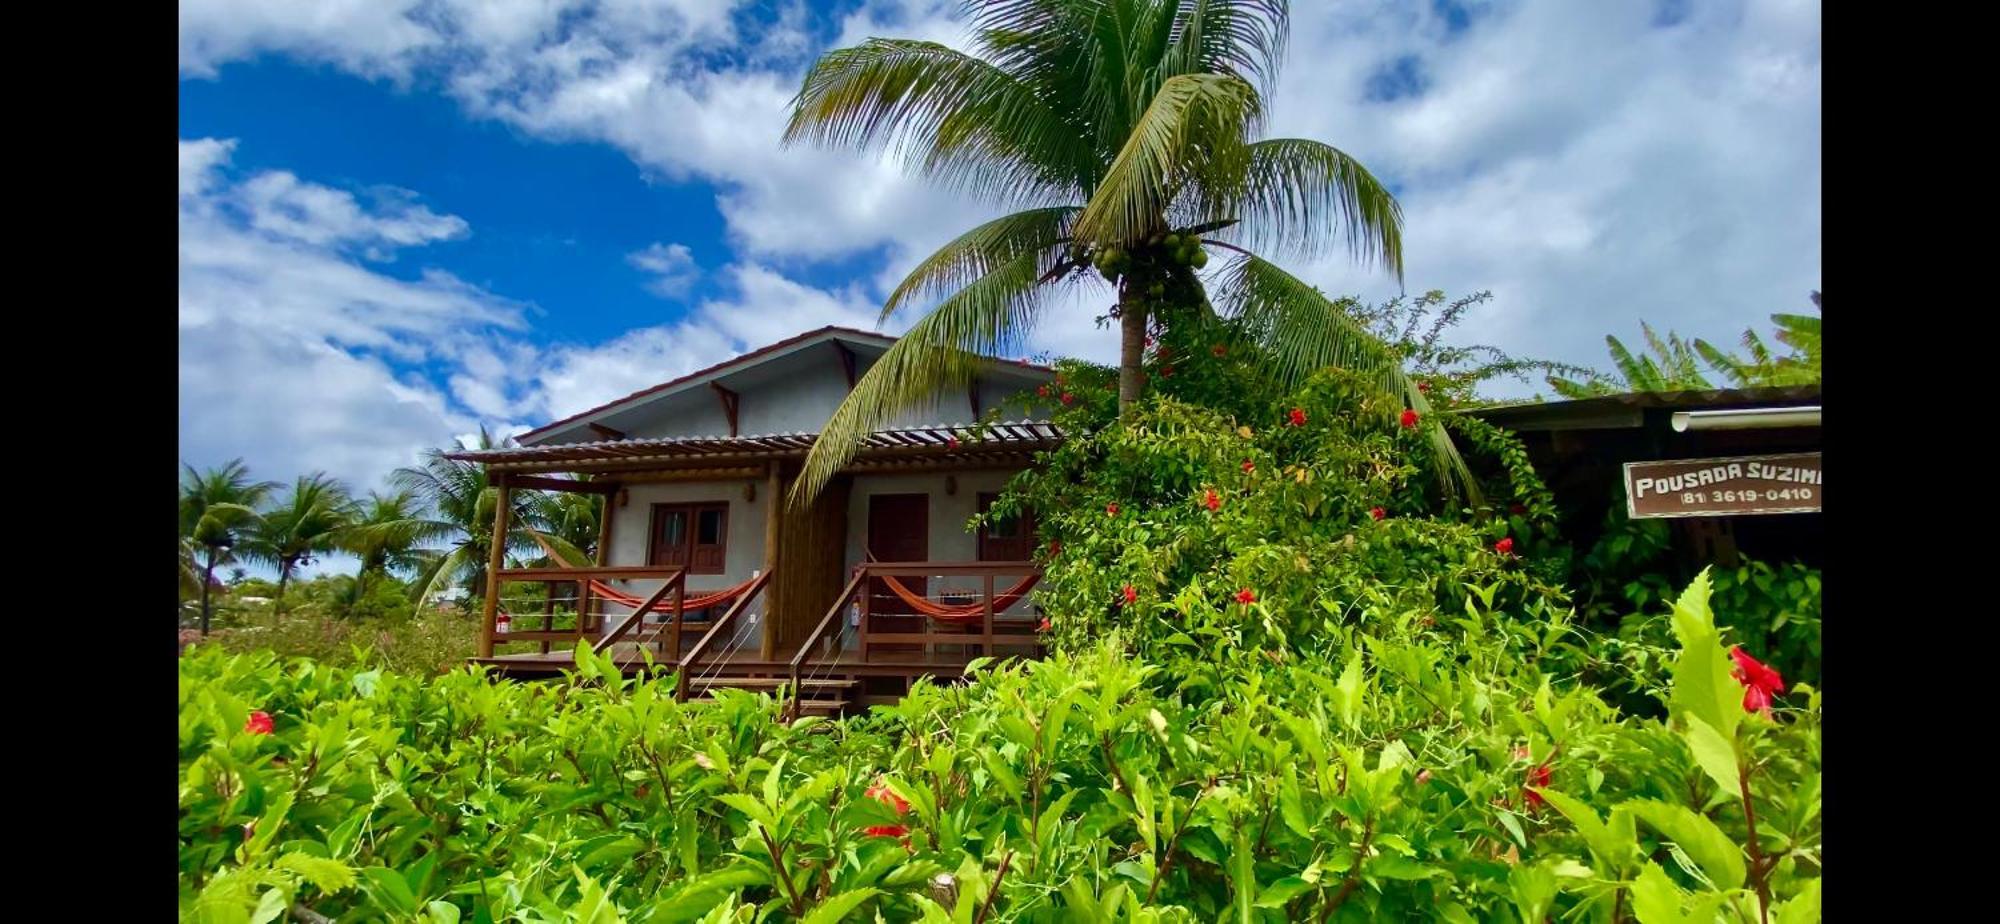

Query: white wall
[842,469,1024,596]
[606,480,767,576]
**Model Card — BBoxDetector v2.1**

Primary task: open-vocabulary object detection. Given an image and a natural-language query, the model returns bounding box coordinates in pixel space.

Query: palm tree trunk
[275,564,293,618]
[199,549,218,637]
[1117,280,1148,412]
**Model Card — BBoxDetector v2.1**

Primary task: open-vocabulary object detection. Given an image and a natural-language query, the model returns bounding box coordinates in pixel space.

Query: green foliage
[180,568,1819,922]
[1549,292,1821,398]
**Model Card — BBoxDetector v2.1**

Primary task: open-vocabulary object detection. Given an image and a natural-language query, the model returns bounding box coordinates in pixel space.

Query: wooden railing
[592,570,688,656]
[787,561,1041,719]
[675,570,773,702]
[787,569,867,721]
[491,564,684,652]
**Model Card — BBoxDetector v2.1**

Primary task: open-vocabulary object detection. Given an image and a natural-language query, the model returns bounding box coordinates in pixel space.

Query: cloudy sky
[179,0,1821,496]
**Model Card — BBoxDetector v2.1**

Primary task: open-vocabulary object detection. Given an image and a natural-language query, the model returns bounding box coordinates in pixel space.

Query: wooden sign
[1624,452,1821,519]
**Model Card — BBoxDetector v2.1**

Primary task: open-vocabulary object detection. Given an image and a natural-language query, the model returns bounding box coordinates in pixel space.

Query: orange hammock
[525,533,758,613]
[863,549,1040,625]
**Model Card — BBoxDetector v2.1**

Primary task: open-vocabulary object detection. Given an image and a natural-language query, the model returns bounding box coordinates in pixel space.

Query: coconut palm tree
[178,459,276,635]
[336,489,441,606]
[241,473,358,615]
[393,428,561,610]
[784,0,1470,502]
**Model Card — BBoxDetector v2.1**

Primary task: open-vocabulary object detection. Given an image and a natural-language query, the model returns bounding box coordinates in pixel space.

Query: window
[977,493,1036,561]
[649,502,728,574]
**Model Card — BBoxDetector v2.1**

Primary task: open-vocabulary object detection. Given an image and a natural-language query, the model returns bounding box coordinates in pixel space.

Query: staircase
[681,673,859,718]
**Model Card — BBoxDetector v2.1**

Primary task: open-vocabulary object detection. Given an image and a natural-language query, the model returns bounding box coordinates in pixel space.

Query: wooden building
[448,327,1057,714]
[1465,386,1821,570]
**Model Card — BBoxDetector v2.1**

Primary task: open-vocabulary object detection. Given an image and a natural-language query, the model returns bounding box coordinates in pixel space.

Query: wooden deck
[471,560,1044,716]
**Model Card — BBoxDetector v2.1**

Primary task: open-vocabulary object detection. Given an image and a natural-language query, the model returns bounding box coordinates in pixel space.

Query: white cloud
[179,137,521,488]
[626,242,699,297]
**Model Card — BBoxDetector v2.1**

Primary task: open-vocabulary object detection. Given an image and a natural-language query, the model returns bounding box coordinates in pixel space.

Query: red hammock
[863,550,1040,625]
[526,533,758,612]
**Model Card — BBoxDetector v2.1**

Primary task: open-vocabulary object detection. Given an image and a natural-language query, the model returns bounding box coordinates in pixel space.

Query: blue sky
[179,0,1822,499]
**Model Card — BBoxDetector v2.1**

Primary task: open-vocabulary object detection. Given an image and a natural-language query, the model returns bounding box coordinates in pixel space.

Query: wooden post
[478,474,513,659]
[982,573,996,661]
[584,489,615,641]
[761,462,783,660]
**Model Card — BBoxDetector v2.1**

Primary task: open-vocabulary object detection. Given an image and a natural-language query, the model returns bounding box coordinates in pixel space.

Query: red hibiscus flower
[1416,381,1431,393]
[1241,459,1255,473]
[1729,646,1785,714]
[868,776,916,840]
[946,436,960,450]
[1203,489,1220,512]
[244,711,274,736]
[1037,384,1050,397]
[1121,584,1138,606]
[1370,506,1386,521]
[1060,392,1075,405]
[1494,537,1514,555]
[1523,763,1553,808]
[1235,588,1257,605]
[1399,408,1420,429]
[1106,502,1119,516]
[1037,617,1051,633]
[1287,407,1307,427]
[1212,344,1227,357]
[1160,365,1174,378]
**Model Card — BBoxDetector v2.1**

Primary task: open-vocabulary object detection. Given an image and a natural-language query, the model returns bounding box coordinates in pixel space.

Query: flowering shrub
[182,327,1820,921]
[180,570,1819,921]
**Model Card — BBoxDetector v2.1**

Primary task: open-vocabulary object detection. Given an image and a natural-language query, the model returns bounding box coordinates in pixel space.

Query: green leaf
[250,888,288,924]
[1536,789,1631,871]
[276,852,357,895]
[800,888,880,924]
[1254,875,1314,908]
[1628,862,1687,924]
[425,900,462,924]
[1625,800,1746,891]
[581,835,648,869]
[1333,648,1364,729]
[361,867,419,916]
[716,794,778,831]
[1682,715,1742,797]
[1774,879,1822,924]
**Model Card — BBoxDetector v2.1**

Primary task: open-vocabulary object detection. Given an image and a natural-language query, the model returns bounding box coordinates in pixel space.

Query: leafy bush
[179,571,1818,922]
[183,329,1819,921]
[194,610,479,678]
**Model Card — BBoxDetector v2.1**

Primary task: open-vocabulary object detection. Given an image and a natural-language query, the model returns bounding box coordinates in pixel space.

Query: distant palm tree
[393,428,563,610]
[336,489,441,606]
[178,459,276,635]
[784,0,1470,502]
[1550,292,1822,398]
[242,473,358,615]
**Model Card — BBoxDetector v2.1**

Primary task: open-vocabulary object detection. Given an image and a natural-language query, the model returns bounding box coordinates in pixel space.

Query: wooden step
[687,677,857,690]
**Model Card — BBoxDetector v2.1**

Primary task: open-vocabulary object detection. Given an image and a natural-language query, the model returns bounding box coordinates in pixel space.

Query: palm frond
[1159,0,1291,95]
[882,206,1082,322]
[792,249,1056,505]
[1073,72,1263,246]
[1209,252,1479,503]
[784,38,1085,203]
[1199,138,1403,276]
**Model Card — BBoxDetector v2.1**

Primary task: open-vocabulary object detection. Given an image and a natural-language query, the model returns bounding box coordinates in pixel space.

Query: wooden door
[867,493,929,615]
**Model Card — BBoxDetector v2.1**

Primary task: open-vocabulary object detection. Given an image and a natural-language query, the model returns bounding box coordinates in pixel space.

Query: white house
[448,326,1058,704]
